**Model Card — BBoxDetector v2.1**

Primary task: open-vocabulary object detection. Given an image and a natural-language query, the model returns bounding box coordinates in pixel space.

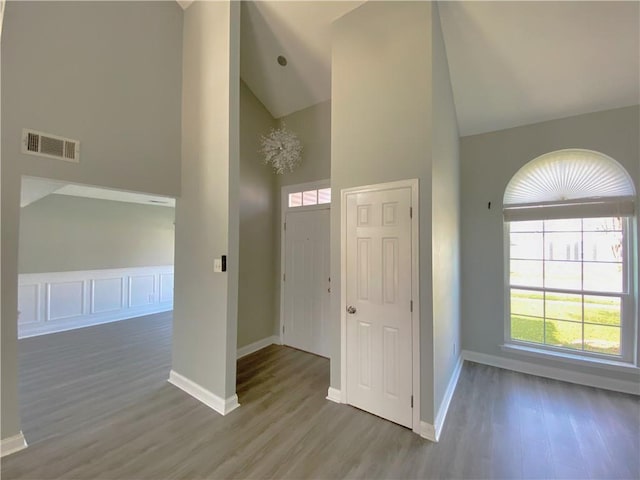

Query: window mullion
[542,222,546,345]
[620,219,632,362]
[581,219,585,352]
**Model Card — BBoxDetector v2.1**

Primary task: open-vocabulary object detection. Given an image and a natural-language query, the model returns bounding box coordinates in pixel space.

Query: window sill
[501,343,640,374]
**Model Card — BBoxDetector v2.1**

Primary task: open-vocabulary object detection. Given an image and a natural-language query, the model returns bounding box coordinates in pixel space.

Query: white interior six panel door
[345,186,413,428]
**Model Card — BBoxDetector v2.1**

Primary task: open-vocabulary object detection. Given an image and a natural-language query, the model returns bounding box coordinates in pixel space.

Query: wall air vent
[21,129,80,163]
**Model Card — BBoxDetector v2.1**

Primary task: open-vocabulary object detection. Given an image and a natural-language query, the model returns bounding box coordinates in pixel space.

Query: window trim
[282,179,331,213]
[503,217,636,365]
[503,196,636,222]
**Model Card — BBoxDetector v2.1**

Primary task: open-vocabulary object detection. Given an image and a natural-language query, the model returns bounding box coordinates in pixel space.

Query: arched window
[503,149,636,363]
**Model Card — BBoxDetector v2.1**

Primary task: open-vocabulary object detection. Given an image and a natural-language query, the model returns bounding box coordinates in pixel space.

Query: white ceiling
[21,177,175,208]
[179,1,639,135]
[439,1,640,136]
[240,1,364,119]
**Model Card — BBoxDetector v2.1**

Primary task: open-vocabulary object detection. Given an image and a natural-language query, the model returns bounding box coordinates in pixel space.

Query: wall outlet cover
[214,258,222,273]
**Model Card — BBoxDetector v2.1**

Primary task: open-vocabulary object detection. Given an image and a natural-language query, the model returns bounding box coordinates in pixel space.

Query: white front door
[282,208,330,357]
[345,186,413,428]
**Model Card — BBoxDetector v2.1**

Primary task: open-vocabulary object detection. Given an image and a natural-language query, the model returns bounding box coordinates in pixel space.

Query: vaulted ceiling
[438,1,640,136]
[180,1,639,136]
[240,1,364,119]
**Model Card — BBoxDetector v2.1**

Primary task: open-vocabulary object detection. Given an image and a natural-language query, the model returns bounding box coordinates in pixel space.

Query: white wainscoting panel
[159,273,174,304]
[129,275,155,308]
[18,266,173,338]
[17,284,39,324]
[47,281,84,321]
[91,277,123,314]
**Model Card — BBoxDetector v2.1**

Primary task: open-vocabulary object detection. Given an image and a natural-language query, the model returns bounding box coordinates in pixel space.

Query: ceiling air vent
[21,129,80,163]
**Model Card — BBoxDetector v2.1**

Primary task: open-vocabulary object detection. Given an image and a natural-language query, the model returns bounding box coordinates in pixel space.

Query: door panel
[358,320,372,388]
[346,187,413,428]
[357,238,371,300]
[283,208,330,357]
[383,326,399,398]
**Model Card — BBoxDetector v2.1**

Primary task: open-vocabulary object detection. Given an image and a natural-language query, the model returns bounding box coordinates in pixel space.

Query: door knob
[347,305,357,314]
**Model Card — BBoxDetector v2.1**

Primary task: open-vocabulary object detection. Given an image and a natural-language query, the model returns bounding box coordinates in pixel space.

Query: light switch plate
[214,258,222,273]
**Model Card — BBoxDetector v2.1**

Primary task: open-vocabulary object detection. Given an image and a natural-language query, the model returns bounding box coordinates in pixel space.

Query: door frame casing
[340,178,420,434]
[279,179,331,346]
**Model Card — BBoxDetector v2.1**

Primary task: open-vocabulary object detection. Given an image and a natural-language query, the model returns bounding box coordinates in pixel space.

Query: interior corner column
[172,0,241,411]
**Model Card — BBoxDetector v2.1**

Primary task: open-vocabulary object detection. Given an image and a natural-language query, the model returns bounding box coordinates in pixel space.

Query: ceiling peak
[176,1,194,11]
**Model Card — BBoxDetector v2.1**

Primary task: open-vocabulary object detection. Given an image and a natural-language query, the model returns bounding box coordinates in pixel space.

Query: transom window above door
[288,188,331,208]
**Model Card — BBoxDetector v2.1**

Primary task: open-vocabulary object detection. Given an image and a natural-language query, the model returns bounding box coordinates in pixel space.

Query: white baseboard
[19,304,172,338]
[0,431,27,457]
[462,350,640,396]
[432,355,463,441]
[418,355,464,443]
[168,370,240,416]
[420,422,436,442]
[169,336,282,416]
[326,387,343,404]
[237,335,281,359]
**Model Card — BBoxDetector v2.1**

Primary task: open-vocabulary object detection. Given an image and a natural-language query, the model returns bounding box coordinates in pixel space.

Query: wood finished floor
[2,313,639,479]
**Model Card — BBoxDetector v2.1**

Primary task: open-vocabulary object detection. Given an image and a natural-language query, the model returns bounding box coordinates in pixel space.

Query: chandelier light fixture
[259,124,303,174]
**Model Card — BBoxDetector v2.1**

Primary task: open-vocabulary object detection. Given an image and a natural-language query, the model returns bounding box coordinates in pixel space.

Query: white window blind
[503,149,636,222]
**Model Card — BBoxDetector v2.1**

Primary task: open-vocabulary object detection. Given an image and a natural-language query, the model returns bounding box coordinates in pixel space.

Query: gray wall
[1,1,183,440]
[331,1,437,422]
[431,3,461,420]
[277,100,332,188]
[172,1,240,401]
[238,81,278,348]
[460,105,639,384]
[272,100,332,337]
[19,195,175,274]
